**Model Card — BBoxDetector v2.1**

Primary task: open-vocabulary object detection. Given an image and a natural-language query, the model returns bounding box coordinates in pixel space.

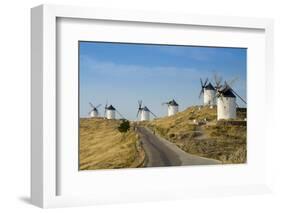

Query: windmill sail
[116,109,125,119]
[229,88,247,104]
[149,110,157,118]
[213,73,223,90]
[136,100,142,117]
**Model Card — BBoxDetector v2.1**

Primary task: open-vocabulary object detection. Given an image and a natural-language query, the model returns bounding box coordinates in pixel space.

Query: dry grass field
[79,118,145,170]
[146,106,247,164]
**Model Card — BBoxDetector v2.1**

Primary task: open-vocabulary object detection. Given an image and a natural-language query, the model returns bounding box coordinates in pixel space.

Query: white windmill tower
[136,100,157,121]
[104,102,125,120]
[216,81,247,120]
[162,99,179,116]
[88,102,102,118]
[199,78,216,106]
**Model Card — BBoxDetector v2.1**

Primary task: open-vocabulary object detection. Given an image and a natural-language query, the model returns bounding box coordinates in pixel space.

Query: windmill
[104,101,125,119]
[199,78,216,106]
[136,100,157,121]
[88,102,102,118]
[216,80,247,120]
[162,99,179,116]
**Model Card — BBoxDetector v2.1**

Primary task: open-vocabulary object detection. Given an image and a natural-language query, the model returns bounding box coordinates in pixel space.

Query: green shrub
[118,120,130,133]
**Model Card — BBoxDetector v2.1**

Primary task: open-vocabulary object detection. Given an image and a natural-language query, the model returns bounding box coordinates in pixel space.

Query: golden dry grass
[79,118,144,170]
[145,106,247,164]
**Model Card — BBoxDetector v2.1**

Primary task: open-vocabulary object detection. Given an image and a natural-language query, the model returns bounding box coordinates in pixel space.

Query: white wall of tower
[168,105,178,116]
[140,110,150,121]
[106,109,116,119]
[217,97,236,120]
[203,89,216,105]
[90,110,98,118]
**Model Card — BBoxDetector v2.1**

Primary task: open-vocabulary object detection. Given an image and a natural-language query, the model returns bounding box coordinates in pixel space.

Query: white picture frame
[31,4,274,208]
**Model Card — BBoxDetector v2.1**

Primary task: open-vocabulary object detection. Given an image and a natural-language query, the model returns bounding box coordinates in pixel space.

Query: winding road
[136,127,221,167]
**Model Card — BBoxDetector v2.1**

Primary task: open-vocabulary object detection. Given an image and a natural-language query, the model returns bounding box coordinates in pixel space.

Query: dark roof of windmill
[143,106,150,111]
[204,82,215,90]
[106,105,116,110]
[93,108,98,111]
[220,88,236,98]
[168,99,179,106]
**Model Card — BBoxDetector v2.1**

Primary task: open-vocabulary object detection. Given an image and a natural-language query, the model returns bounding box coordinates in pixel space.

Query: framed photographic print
[31,4,274,208]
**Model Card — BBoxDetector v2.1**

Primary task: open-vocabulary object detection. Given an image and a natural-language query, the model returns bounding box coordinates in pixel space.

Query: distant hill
[145,106,247,164]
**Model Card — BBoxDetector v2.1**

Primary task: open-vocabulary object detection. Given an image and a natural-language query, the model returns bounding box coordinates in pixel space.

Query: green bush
[118,120,130,133]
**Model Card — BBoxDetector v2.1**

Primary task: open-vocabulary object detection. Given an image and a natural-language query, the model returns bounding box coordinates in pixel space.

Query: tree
[118,119,130,133]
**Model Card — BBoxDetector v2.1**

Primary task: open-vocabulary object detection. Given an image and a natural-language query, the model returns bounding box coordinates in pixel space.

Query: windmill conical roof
[107,105,116,110]
[143,106,150,111]
[204,82,215,90]
[221,88,236,98]
[168,99,179,106]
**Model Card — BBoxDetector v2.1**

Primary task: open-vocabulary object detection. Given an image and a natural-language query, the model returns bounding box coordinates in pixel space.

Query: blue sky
[79,41,247,120]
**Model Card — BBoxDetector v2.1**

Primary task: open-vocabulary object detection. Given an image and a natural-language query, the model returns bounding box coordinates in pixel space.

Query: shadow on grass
[18,196,31,205]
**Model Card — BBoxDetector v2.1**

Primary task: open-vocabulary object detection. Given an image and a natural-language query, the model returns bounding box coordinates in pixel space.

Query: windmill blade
[200,78,203,87]
[136,109,141,118]
[96,104,102,109]
[214,73,222,88]
[116,109,125,119]
[88,110,92,115]
[203,78,208,87]
[223,81,231,91]
[89,102,94,108]
[228,77,239,87]
[138,100,142,108]
[162,102,168,106]
[136,100,142,117]
[149,109,157,118]
[199,88,204,98]
[231,88,247,104]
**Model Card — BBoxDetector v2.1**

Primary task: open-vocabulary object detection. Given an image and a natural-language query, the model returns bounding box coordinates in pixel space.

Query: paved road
[136,127,221,167]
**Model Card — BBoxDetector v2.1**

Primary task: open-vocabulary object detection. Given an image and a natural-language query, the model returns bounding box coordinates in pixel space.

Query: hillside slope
[145,106,247,164]
[79,118,145,170]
